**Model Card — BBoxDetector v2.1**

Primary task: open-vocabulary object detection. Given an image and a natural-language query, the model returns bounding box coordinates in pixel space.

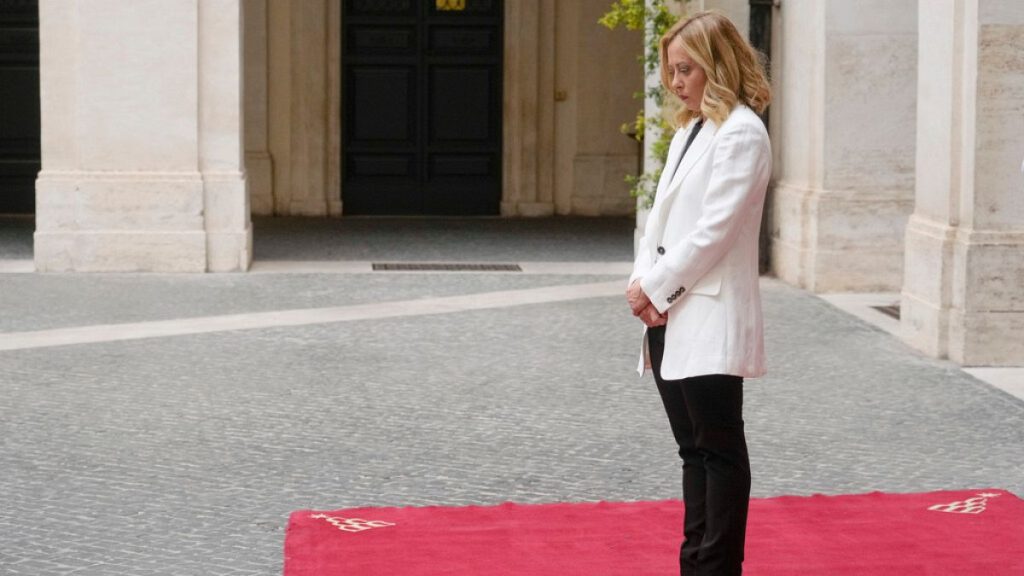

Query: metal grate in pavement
[873,304,901,320]
[372,262,523,272]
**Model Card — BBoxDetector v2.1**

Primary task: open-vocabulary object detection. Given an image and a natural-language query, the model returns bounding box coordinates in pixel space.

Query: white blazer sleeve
[629,234,653,286]
[640,120,770,313]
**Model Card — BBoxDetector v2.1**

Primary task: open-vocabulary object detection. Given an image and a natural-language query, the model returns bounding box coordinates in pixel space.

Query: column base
[770,182,912,292]
[901,215,1024,365]
[900,214,956,357]
[203,172,253,272]
[949,308,1024,366]
[206,226,252,272]
[34,171,208,272]
[33,170,254,273]
[900,288,949,359]
[34,230,207,272]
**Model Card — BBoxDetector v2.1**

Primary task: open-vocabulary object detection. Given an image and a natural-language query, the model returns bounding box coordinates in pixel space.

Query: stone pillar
[265,0,340,217]
[503,0,640,218]
[901,0,1024,365]
[501,0,556,217]
[562,1,642,217]
[201,0,252,271]
[34,0,251,272]
[770,0,917,291]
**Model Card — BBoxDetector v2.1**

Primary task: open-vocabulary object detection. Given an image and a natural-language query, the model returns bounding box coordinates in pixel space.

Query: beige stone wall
[502,0,557,217]
[557,0,643,217]
[769,0,917,292]
[243,0,273,216]
[254,0,340,217]
[245,0,642,217]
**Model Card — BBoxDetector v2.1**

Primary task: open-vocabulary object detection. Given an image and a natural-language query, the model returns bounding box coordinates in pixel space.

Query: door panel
[429,26,497,53]
[430,67,491,142]
[351,27,416,55]
[342,0,502,215]
[350,67,416,142]
[0,0,40,214]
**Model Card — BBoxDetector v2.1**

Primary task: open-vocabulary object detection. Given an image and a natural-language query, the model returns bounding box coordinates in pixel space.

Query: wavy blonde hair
[659,11,771,127]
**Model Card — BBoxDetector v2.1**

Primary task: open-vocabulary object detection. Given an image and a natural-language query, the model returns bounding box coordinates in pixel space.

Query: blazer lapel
[653,125,688,201]
[644,118,713,253]
[662,118,717,201]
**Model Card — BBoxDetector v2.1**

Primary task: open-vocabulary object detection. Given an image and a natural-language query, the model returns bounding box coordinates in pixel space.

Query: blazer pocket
[689,271,722,296]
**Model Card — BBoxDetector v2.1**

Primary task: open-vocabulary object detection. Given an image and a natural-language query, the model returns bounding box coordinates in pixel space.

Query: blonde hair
[659,11,771,127]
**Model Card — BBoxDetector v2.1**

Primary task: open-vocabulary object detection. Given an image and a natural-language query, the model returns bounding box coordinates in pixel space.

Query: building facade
[15,0,643,276]
[1,0,1022,365]
[766,0,1024,365]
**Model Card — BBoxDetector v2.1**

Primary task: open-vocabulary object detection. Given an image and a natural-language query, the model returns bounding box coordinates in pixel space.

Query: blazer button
[657,246,665,255]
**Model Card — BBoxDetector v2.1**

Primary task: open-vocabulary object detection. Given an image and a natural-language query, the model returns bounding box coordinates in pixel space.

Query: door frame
[332,0,554,217]
[253,0,557,217]
[338,0,504,216]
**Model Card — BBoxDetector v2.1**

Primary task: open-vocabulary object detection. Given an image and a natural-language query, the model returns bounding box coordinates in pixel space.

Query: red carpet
[284,489,1024,575]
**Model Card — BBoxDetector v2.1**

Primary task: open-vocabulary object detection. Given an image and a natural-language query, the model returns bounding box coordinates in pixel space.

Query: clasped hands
[627,280,667,327]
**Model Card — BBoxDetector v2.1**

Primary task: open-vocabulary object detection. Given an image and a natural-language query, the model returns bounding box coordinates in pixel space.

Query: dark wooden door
[0,0,39,214]
[342,0,503,215]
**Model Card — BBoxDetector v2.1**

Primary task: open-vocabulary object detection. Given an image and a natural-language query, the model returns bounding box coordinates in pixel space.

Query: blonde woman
[625,11,772,575]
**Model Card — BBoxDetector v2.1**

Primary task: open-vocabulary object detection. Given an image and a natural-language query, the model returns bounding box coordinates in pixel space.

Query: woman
[625,11,772,576]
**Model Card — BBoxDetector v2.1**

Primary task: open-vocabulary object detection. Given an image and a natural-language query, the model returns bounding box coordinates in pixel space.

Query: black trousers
[647,326,751,576]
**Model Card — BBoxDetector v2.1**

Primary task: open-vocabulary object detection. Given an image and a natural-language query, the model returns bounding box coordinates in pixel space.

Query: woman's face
[667,36,707,115]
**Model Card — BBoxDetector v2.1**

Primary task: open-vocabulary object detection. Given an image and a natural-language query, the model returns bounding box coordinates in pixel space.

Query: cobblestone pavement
[0,218,1022,575]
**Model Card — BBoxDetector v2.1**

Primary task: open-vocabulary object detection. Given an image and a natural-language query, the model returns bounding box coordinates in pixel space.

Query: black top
[666,118,704,184]
[680,118,705,159]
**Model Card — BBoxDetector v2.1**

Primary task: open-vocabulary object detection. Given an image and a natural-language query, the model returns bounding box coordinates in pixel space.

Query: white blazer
[631,104,771,380]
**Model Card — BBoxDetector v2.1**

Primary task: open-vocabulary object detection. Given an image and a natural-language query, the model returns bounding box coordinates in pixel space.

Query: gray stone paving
[0,273,618,333]
[0,218,1022,575]
[0,215,636,263]
[251,216,636,262]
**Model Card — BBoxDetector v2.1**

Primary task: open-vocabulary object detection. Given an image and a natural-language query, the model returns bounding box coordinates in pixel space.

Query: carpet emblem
[927,492,1001,514]
[310,514,395,533]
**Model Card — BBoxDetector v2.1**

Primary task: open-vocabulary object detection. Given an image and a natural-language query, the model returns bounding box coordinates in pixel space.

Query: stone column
[501,0,556,217]
[201,0,252,271]
[901,0,1024,365]
[568,0,642,217]
[770,0,917,291]
[504,0,640,218]
[34,0,251,272]
[265,0,338,217]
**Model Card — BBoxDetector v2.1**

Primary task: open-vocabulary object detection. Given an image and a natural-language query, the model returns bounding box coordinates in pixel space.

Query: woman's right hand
[638,303,667,327]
